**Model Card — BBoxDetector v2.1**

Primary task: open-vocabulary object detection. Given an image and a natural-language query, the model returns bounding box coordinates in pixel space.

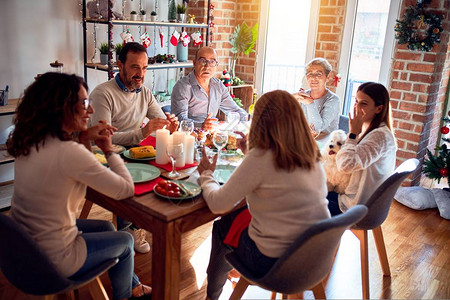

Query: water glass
[213,131,228,163]
[180,120,194,135]
[166,143,184,178]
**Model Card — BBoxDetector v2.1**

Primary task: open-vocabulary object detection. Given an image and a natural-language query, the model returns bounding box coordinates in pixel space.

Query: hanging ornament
[191,30,202,47]
[441,126,449,135]
[181,31,190,47]
[140,31,151,48]
[120,28,134,44]
[170,30,181,46]
[159,27,165,48]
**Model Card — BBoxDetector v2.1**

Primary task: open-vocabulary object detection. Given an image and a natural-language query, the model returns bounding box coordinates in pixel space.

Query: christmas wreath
[394,2,443,52]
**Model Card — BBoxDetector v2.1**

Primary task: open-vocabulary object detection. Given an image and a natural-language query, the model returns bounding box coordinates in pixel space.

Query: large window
[255,0,318,94]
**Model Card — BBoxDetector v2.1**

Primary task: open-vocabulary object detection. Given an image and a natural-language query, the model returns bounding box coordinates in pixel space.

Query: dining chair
[338,114,349,133]
[0,213,118,300]
[225,205,369,300]
[351,158,419,299]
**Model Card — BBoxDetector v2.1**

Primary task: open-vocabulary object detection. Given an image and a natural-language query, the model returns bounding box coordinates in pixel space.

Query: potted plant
[168,0,177,22]
[130,10,137,21]
[150,11,157,22]
[140,10,146,21]
[228,22,258,79]
[114,43,123,61]
[176,4,187,23]
[99,42,109,65]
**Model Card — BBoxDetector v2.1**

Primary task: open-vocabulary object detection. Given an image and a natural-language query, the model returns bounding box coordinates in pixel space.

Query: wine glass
[213,131,228,163]
[166,143,184,178]
[179,120,194,135]
[226,112,241,130]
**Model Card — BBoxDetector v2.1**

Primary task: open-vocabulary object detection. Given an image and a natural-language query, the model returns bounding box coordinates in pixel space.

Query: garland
[394,2,443,52]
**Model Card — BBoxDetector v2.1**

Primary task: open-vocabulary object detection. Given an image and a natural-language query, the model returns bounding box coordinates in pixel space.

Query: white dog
[321,130,351,194]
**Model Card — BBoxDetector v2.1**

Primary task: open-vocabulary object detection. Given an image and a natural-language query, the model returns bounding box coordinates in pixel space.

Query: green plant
[140,9,146,15]
[151,11,157,16]
[114,43,123,55]
[177,4,187,14]
[130,10,137,15]
[99,43,109,55]
[228,22,258,77]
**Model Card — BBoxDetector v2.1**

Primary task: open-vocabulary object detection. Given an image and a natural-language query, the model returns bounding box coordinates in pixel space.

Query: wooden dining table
[85,166,221,300]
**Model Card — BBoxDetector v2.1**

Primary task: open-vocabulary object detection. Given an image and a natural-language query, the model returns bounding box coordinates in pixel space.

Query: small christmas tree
[168,0,177,22]
[423,111,450,189]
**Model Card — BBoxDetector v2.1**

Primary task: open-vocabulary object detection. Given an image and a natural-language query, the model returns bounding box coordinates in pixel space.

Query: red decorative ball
[439,168,448,177]
[441,126,449,134]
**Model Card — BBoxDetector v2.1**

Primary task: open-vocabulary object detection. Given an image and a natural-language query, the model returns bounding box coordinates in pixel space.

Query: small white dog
[321,130,351,194]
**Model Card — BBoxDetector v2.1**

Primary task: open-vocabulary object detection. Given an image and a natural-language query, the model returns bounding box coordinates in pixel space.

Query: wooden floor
[1,200,449,299]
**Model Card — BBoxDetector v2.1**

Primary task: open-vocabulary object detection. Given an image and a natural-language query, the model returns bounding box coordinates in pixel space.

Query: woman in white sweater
[7,73,151,300]
[327,82,397,215]
[197,90,331,300]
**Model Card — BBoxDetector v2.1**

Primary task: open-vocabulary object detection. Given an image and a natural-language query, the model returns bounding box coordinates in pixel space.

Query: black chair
[351,158,419,299]
[338,114,349,133]
[225,205,368,299]
[0,213,118,299]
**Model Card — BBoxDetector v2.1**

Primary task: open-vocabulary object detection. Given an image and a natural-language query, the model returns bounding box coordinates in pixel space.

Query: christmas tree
[423,111,450,188]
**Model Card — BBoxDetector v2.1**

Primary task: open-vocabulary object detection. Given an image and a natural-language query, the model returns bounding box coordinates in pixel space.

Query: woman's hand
[292,92,314,105]
[79,120,117,142]
[234,131,248,155]
[197,146,217,175]
[349,105,365,136]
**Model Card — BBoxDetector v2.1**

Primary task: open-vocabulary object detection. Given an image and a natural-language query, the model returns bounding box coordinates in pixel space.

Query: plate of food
[92,144,126,155]
[125,163,161,183]
[153,180,202,200]
[213,165,237,184]
[122,146,156,161]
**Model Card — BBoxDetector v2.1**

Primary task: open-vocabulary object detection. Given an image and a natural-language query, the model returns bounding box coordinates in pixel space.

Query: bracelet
[105,151,115,159]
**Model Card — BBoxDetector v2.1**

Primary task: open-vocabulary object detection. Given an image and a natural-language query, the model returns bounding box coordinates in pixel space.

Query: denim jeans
[327,191,343,216]
[70,219,140,300]
[206,207,278,300]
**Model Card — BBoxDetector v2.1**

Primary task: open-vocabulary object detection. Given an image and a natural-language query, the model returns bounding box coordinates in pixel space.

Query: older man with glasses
[171,46,248,131]
[293,58,341,142]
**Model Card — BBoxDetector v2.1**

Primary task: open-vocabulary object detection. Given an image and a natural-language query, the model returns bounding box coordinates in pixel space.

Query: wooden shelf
[0,98,19,116]
[0,149,14,165]
[85,61,193,72]
[85,18,209,28]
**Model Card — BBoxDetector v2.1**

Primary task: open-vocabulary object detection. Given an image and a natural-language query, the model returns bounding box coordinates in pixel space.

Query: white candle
[156,128,170,164]
[184,135,195,164]
[172,132,186,167]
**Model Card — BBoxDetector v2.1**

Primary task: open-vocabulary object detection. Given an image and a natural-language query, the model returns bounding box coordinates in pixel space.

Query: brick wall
[390,0,450,185]
[185,0,260,83]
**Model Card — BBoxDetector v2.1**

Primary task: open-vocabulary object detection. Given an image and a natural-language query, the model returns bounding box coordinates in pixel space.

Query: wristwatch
[105,151,115,159]
[349,133,357,140]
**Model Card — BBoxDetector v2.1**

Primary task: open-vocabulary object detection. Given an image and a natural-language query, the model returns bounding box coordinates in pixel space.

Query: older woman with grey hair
[293,58,340,142]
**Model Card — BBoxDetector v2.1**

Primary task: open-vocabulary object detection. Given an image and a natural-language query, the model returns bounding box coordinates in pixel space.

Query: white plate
[213,165,237,184]
[125,163,160,183]
[153,180,202,200]
[122,149,156,161]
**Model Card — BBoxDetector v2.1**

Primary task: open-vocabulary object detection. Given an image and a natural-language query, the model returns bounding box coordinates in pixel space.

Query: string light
[91,24,98,63]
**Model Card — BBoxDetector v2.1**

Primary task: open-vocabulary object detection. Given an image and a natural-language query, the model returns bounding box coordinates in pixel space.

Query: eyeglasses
[196,58,218,67]
[81,98,91,110]
[306,72,325,79]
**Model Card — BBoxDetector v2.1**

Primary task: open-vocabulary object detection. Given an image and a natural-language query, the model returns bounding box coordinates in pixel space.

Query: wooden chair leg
[312,281,326,299]
[372,226,391,276]
[229,277,250,300]
[351,229,370,299]
[87,276,109,300]
[112,214,118,229]
[65,290,76,300]
[79,199,93,219]
[271,291,277,299]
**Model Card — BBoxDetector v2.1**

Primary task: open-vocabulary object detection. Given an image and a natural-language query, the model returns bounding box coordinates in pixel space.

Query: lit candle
[156,128,170,164]
[184,135,195,164]
[172,132,186,167]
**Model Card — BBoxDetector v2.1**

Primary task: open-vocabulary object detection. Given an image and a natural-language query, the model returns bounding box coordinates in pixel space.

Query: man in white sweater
[90,42,179,253]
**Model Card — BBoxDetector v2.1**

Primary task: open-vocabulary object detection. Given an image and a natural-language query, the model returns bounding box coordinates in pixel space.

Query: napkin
[139,135,157,147]
[134,177,163,196]
[150,160,197,171]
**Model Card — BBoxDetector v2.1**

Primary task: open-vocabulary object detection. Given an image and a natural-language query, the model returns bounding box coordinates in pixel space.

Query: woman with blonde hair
[197,90,331,300]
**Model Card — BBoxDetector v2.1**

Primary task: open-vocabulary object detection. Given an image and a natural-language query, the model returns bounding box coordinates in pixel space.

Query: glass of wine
[179,120,194,135]
[213,130,228,164]
[226,112,241,130]
[166,143,184,178]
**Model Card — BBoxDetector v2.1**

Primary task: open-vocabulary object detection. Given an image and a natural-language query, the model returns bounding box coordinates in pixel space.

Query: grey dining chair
[351,158,419,299]
[0,213,118,300]
[225,205,369,300]
[338,114,349,133]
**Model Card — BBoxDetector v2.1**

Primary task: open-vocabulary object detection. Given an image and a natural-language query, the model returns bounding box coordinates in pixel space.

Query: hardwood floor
[1,200,449,299]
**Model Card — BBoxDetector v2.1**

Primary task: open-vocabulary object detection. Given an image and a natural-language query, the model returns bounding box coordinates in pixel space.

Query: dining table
[85,164,235,300]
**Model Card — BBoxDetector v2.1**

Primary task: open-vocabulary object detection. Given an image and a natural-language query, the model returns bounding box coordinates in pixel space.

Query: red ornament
[441,126,449,134]
[439,168,448,177]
